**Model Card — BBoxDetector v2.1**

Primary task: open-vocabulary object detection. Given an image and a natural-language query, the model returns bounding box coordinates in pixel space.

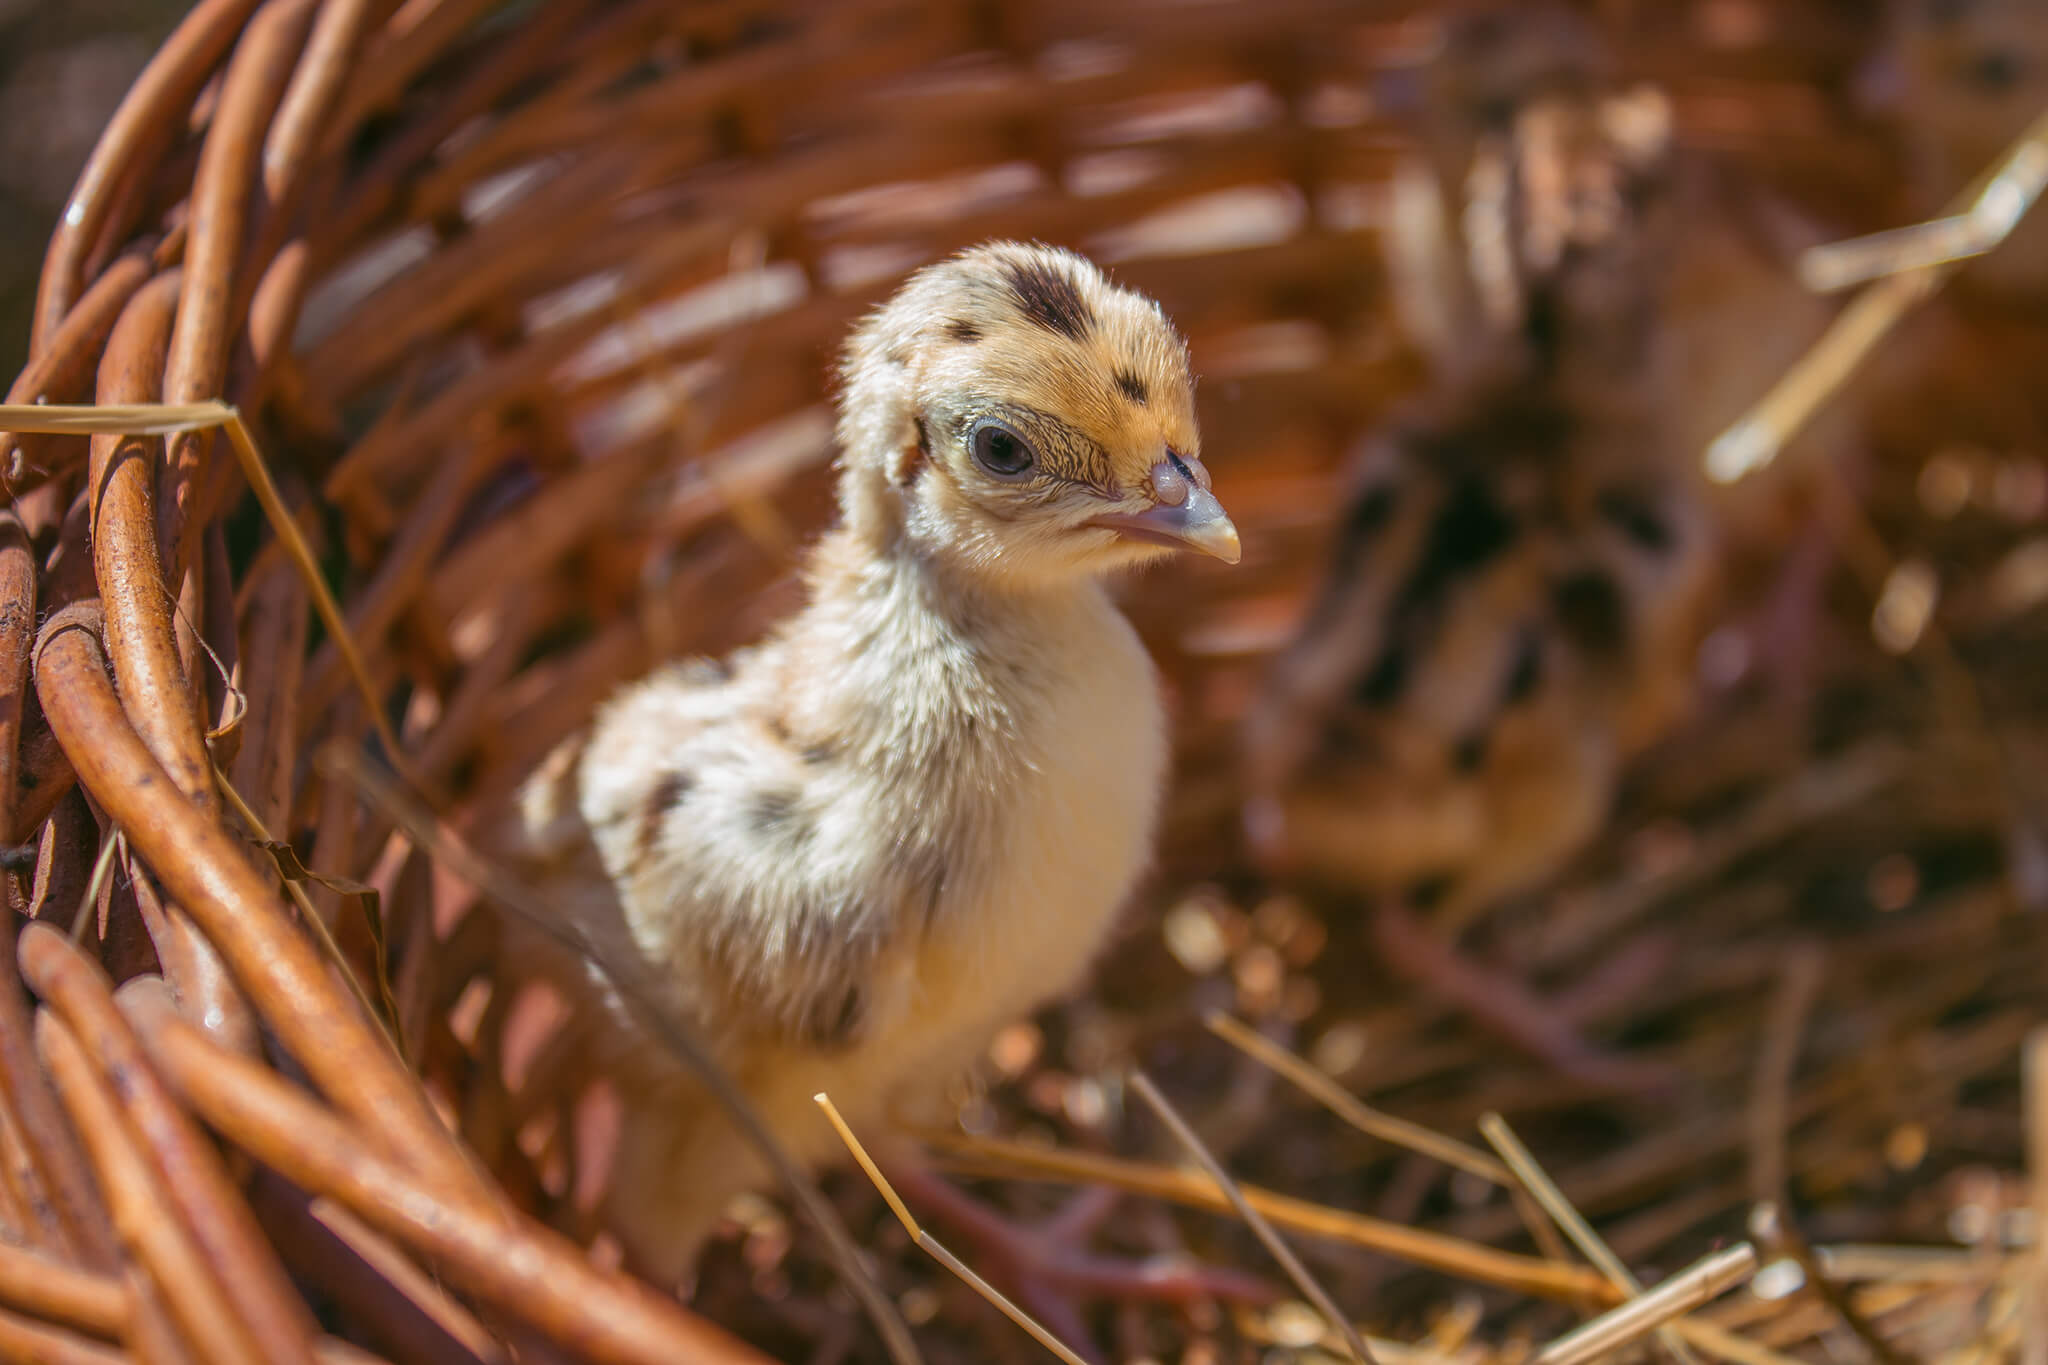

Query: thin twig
[1129,1069,1375,1363]
[319,744,921,1365]
[211,759,405,1065]
[1745,946,1913,1365]
[1671,1316,1817,1365]
[1478,1112,1640,1288]
[70,828,119,943]
[2019,1029,2048,1365]
[214,410,429,799]
[815,1093,1090,1365]
[1798,110,2048,292]
[1747,943,1824,1220]
[0,402,233,437]
[1202,1012,1507,1183]
[1533,1243,1758,1365]
[1202,1012,1583,1274]
[920,1128,1616,1303]
[0,401,423,799]
[1814,1246,2009,1285]
[1707,110,2048,483]
[1480,1112,1702,1365]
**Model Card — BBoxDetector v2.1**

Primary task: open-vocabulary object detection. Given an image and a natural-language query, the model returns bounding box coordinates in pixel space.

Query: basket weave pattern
[0,0,2039,1362]
[0,3,1428,1360]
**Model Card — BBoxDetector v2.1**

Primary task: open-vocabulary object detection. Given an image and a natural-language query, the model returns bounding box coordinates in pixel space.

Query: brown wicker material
[0,0,2043,1361]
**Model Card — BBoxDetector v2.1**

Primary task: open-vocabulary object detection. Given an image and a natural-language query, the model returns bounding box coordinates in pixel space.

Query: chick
[1243,13,1715,934]
[1242,388,1712,933]
[490,242,1238,1286]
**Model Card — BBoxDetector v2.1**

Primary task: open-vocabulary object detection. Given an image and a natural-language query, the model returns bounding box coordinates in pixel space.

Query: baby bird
[1243,11,1715,935]
[491,242,1238,1286]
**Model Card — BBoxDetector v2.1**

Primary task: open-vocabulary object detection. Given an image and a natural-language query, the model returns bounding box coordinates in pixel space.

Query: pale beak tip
[1182,485,1240,563]
[1201,519,1243,565]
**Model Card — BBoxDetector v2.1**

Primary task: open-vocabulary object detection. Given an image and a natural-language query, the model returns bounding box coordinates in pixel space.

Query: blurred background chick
[1241,7,1721,935]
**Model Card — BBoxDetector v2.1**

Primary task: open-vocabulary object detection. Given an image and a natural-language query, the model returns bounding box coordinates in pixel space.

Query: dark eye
[970,419,1037,478]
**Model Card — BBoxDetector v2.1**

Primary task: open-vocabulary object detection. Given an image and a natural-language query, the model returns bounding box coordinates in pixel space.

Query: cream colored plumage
[491,242,1237,1284]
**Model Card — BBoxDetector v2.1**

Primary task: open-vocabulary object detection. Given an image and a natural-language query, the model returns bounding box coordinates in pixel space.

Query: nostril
[1168,448,1212,492]
[1151,459,1191,507]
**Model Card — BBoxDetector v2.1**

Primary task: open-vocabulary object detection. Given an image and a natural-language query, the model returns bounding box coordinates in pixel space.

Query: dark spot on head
[1002,257,1092,341]
[1451,730,1489,773]
[800,741,834,765]
[1596,485,1673,553]
[946,318,981,344]
[1115,370,1148,404]
[1502,627,1544,704]
[1553,569,1628,654]
[635,771,693,864]
[766,714,791,744]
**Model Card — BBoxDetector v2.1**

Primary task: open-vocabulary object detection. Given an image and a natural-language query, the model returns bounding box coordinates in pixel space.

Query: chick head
[836,241,1238,586]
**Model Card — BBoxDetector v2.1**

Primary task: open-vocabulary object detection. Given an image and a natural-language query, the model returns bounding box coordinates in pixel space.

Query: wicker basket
[0,0,2040,1361]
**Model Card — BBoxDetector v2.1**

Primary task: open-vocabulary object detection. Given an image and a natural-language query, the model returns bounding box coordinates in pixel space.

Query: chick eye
[969,419,1037,478]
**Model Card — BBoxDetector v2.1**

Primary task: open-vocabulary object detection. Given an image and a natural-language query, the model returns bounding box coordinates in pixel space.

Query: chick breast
[494,553,1167,1280]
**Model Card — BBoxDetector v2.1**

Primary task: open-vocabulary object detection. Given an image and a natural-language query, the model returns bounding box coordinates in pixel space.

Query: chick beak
[1089,454,1242,564]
